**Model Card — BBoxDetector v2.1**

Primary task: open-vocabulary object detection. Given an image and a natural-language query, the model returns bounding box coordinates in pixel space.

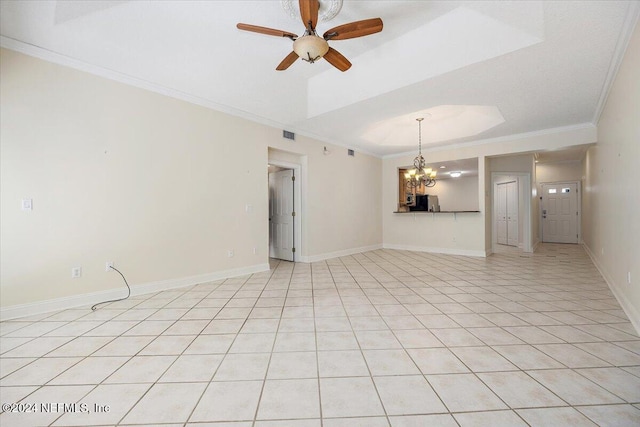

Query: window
[548,188,557,194]
[562,188,570,193]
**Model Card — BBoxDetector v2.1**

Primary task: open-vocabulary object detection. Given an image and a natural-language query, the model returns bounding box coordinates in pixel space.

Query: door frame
[268,160,303,262]
[491,172,532,253]
[539,180,581,244]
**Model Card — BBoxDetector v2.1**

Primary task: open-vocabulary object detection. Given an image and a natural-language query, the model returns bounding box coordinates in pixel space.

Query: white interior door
[542,182,578,243]
[496,183,508,245]
[496,181,518,247]
[506,181,519,246]
[269,169,294,261]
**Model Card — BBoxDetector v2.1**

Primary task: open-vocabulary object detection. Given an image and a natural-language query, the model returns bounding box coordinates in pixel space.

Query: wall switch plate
[628,272,632,285]
[245,204,253,213]
[21,199,33,211]
[106,261,114,272]
[227,250,234,258]
[71,267,82,278]
[253,247,257,255]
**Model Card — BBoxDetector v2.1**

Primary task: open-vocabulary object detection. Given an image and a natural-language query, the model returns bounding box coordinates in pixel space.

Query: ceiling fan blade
[323,47,351,72]
[323,18,383,40]
[299,0,319,31]
[236,23,297,39]
[276,51,299,71]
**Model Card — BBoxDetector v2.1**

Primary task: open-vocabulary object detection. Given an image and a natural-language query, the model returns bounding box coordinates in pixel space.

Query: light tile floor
[1,244,640,426]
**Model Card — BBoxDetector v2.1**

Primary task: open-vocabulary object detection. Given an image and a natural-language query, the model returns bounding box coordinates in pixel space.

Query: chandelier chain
[406,117,436,190]
[417,117,423,155]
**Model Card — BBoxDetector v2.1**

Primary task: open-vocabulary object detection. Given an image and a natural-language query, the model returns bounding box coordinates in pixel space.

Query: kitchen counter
[393,210,480,213]
[393,210,480,220]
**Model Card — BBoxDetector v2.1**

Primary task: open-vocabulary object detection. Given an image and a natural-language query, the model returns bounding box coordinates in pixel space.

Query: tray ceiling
[1,1,637,156]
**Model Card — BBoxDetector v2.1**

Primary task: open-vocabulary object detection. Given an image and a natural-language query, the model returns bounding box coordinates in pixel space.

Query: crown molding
[592,1,640,125]
[382,122,597,160]
[0,36,380,159]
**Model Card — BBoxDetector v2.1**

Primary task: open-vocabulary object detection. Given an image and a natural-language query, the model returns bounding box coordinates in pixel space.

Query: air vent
[348,149,355,156]
[283,130,295,140]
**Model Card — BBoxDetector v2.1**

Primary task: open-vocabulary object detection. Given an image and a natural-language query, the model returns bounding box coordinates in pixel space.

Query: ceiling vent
[348,149,355,156]
[283,130,295,140]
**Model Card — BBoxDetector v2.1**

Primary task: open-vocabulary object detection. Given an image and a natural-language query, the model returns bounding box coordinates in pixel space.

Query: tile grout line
[346,252,453,420]
[249,258,294,427]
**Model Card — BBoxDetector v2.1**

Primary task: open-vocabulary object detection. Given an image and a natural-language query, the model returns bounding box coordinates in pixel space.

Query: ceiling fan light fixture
[237,1,382,71]
[293,35,329,62]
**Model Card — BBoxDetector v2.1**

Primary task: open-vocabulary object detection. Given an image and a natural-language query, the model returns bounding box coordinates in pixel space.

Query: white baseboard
[0,263,270,321]
[382,243,488,258]
[299,244,384,263]
[583,244,640,334]
[532,239,540,252]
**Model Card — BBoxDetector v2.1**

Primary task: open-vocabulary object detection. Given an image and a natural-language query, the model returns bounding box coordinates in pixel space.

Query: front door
[269,169,295,261]
[541,182,578,243]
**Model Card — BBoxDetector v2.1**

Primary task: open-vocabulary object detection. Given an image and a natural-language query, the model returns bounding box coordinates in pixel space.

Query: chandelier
[405,117,437,189]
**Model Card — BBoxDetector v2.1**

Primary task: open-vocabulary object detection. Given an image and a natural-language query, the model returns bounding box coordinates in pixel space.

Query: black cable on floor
[91,266,131,311]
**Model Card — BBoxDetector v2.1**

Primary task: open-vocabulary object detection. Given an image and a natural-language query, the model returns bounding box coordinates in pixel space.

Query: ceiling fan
[236,0,383,72]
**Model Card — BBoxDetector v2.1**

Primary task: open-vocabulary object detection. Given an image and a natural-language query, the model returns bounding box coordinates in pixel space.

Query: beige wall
[583,22,640,330]
[536,160,584,184]
[490,154,534,173]
[433,176,480,212]
[0,48,382,310]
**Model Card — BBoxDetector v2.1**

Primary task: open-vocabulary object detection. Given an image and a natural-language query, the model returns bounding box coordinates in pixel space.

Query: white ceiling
[421,157,479,180]
[1,1,638,157]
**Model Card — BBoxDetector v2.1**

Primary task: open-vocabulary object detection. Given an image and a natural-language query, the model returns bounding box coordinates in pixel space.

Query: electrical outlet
[628,272,632,285]
[21,198,33,211]
[227,250,234,258]
[71,267,82,279]
[106,261,114,272]
[601,247,604,255]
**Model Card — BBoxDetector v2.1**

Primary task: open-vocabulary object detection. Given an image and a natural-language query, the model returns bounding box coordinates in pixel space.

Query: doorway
[541,182,580,243]
[268,168,295,261]
[496,180,519,247]
[267,154,303,262]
